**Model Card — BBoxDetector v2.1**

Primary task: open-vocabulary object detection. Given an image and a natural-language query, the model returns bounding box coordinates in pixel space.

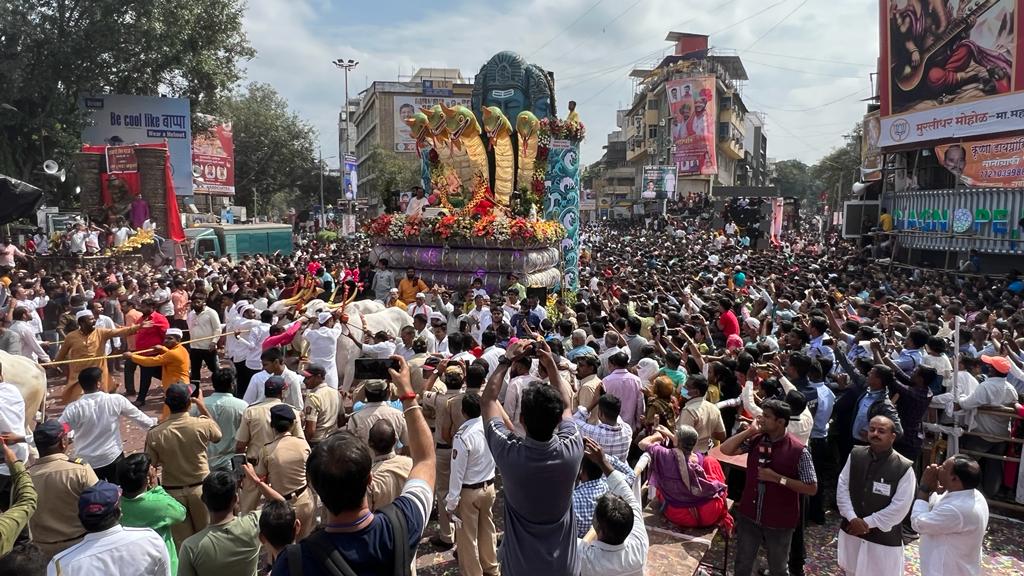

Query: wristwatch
[779,477,788,487]
[497,354,511,366]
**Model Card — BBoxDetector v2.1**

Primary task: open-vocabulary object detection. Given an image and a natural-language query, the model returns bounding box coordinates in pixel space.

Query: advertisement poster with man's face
[667,77,718,176]
[935,136,1024,187]
[192,120,235,195]
[393,95,471,153]
[862,111,883,181]
[640,166,679,200]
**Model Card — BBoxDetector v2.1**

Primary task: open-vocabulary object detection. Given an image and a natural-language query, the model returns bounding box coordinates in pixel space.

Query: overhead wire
[740,0,811,52]
[527,0,609,58]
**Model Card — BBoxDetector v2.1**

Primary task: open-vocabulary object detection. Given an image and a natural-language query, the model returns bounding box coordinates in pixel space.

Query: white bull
[335,307,413,391]
[0,350,47,431]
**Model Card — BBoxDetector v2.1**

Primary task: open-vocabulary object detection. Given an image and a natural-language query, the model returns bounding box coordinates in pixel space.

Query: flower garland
[363,214,564,245]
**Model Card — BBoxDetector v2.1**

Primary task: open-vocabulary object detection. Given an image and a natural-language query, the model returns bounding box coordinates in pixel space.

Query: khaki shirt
[678,397,726,453]
[576,375,602,424]
[27,454,98,546]
[236,399,304,460]
[304,385,340,443]
[444,389,483,445]
[366,452,413,511]
[345,402,407,446]
[145,413,222,487]
[422,386,460,444]
[256,434,310,495]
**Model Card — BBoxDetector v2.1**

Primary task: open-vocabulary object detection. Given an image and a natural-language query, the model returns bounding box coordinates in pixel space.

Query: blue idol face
[531,95,551,119]
[489,89,526,125]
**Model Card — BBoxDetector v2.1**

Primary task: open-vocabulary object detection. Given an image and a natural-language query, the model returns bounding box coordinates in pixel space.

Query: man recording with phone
[720,399,817,576]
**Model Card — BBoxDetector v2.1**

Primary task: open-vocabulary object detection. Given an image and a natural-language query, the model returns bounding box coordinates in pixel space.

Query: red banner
[106,145,138,173]
[192,121,235,195]
[667,77,718,176]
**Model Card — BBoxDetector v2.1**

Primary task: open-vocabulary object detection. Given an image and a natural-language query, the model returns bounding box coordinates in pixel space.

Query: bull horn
[327,283,341,304]
[343,287,358,306]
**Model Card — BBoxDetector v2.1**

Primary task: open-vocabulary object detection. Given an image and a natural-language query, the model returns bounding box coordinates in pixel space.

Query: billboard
[80,94,193,195]
[879,0,1024,147]
[667,77,718,175]
[393,94,471,153]
[861,111,883,181]
[935,135,1024,187]
[343,155,358,200]
[640,165,679,200]
[192,120,235,195]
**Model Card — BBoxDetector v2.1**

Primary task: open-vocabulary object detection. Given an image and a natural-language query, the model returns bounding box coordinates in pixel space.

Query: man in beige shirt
[235,375,304,512]
[678,374,726,453]
[421,364,465,550]
[144,384,222,546]
[575,355,602,424]
[256,404,315,539]
[345,379,407,446]
[302,365,339,448]
[365,419,413,511]
[27,419,99,560]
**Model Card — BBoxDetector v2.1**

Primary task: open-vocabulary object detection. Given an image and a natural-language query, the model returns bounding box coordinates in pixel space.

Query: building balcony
[718,137,744,160]
[644,109,660,125]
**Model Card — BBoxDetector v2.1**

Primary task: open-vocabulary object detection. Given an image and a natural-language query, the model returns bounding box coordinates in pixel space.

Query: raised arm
[389,355,435,489]
[537,341,573,421]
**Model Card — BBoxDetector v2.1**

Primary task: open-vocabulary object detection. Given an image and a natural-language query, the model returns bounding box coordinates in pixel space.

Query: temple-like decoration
[368,50,584,291]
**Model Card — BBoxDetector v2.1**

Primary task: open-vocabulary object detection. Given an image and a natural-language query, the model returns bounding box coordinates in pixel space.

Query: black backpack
[282,503,411,576]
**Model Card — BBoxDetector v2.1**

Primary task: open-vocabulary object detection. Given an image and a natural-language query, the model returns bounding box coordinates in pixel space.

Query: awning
[0,175,44,225]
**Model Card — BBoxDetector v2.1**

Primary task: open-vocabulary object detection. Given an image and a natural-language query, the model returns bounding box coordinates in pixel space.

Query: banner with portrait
[879,0,1023,146]
[667,77,718,175]
[192,120,235,195]
[640,165,678,200]
[861,111,883,180]
[935,135,1024,187]
[393,95,471,153]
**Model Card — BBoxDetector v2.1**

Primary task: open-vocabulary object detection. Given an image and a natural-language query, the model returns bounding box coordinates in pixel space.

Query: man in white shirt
[576,437,648,576]
[479,331,505,376]
[406,292,432,320]
[954,355,1020,497]
[243,347,304,410]
[911,455,989,576]
[304,311,342,389]
[59,367,156,482]
[447,393,498,576]
[347,329,397,359]
[10,306,50,362]
[413,314,437,354]
[405,187,429,218]
[112,221,133,248]
[13,283,48,336]
[47,481,171,576]
[0,238,25,267]
[186,293,222,384]
[836,415,916,576]
[0,373,29,481]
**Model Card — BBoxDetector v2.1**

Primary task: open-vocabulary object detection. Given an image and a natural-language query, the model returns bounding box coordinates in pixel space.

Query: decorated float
[365,51,584,291]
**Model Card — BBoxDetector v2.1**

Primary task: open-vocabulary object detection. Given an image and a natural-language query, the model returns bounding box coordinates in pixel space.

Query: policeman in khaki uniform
[255,404,316,540]
[144,383,222,547]
[447,393,498,576]
[27,419,99,560]
[235,375,304,512]
[302,364,339,448]
[443,364,488,444]
[420,362,465,550]
[366,419,413,510]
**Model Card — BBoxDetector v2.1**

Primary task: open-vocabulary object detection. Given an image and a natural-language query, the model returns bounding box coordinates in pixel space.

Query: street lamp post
[333,58,359,233]
[319,146,337,228]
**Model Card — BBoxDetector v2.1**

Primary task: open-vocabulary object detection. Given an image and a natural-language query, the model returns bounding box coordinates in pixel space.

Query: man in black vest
[836,415,916,576]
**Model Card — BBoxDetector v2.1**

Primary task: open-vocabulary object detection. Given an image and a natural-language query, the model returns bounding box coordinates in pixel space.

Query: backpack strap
[378,503,411,576]
[294,530,359,576]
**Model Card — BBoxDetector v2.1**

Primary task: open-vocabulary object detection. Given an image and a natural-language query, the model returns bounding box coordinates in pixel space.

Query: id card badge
[872,481,892,496]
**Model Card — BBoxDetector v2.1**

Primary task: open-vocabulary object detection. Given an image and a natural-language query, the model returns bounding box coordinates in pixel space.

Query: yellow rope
[40,330,249,367]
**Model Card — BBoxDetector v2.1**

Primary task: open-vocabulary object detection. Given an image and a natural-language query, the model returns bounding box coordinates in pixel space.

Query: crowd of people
[0,211,1017,576]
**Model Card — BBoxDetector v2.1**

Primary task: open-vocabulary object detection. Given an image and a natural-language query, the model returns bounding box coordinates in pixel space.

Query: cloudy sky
[242,0,879,169]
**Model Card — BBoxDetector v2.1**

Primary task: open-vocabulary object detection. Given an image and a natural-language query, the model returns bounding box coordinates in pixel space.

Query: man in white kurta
[304,311,344,390]
[836,415,916,576]
[911,455,989,576]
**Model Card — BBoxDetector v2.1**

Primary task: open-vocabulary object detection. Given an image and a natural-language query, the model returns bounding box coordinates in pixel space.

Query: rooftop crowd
[0,207,1018,576]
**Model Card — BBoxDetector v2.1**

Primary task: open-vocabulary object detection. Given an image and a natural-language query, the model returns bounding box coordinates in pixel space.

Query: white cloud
[242,0,878,168]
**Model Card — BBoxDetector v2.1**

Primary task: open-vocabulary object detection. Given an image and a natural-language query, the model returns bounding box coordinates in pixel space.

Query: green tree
[223,83,319,219]
[360,146,421,209]
[772,159,817,199]
[0,0,254,200]
[812,123,862,211]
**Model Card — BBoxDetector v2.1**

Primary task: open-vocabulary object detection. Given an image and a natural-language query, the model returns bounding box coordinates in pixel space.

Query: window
[648,126,658,139]
[647,99,659,110]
